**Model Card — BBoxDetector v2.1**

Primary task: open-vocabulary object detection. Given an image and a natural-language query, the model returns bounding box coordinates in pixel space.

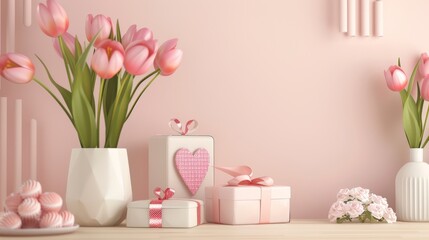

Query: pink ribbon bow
[169,118,198,135]
[216,166,274,186]
[149,187,175,228]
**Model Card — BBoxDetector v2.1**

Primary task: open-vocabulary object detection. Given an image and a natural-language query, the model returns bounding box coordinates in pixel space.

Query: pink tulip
[122,25,153,50]
[421,78,429,100]
[91,40,124,79]
[36,0,69,37]
[419,53,429,78]
[154,39,183,76]
[0,53,35,84]
[53,32,77,58]
[124,40,157,75]
[384,65,407,92]
[85,14,113,47]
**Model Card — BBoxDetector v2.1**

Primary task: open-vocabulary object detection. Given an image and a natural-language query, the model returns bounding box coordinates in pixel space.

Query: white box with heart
[149,135,214,201]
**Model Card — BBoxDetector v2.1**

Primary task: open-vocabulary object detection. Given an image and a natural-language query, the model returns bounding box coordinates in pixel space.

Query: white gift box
[149,135,214,201]
[126,199,204,228]
[205,186,291,225]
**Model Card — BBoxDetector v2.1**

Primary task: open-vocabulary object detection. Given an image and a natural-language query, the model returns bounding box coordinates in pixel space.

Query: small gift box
[126,188,204,228]
[149,119,214,201]
[205,166,291,225]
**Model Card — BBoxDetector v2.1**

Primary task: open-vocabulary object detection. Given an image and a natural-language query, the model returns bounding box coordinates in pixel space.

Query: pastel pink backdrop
[0,0,427,218]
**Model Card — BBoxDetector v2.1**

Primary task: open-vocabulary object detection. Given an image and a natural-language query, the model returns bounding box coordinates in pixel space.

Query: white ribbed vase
[395,148,429,221]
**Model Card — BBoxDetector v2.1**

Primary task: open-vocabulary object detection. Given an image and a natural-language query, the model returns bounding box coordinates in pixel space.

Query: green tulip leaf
[36,55,73,114]
[74,36,83,61]
[105,74,133,148]
[58,36,76,75]
[103,75,118,131]
[116,20,122,43]
[71,69,97,148]
[400,90,422,148]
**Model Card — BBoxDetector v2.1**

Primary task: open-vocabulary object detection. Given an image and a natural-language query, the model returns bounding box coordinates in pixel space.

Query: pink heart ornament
[174,148,210,195]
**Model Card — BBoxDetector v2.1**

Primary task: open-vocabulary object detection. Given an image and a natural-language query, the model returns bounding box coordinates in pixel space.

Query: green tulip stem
[58,36,73,88]
[126,71,161,121]
[130,70,159,100]
[96,78,106,148]
[33,78,73,122]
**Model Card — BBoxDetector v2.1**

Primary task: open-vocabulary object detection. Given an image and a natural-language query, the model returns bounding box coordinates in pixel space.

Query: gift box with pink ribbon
[205,166,291,225]
[127,188,204,228]
[149,119,214,201]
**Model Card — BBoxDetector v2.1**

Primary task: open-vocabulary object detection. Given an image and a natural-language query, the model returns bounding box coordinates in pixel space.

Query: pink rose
[367,203,387,220]
[336,188,351,202]
[350,187,370,203]
[383,208,397,223]
[328,201,346,222]
[345,200,365,218]
[370,194,388,207]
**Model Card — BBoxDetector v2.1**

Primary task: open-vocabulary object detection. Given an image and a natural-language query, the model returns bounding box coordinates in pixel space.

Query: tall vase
[395,148,429,221]
[66,148,133,226]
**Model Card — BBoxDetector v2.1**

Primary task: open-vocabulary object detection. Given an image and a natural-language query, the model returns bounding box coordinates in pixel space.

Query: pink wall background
[1,0,429,218]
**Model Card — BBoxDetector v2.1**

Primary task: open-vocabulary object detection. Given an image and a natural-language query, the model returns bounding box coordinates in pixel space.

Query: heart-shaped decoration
[175,148,210,195]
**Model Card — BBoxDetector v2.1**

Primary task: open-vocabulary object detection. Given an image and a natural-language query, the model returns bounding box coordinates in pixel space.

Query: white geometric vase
[66,148,133,226]
[395,148,429,221]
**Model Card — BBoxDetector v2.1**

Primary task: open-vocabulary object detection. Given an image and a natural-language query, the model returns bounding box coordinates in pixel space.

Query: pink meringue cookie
[20,179,42,199]
[0,212,22,229]
[39,192,63,213]
[4,193,23,213]
[21,218,39,229]
[18,197,42,220]
[59,210,75,227]
[39,212,63,228]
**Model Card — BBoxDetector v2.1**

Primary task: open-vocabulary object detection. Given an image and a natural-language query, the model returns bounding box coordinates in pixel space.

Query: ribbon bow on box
[169,118,198,135]
[216,166,274,186]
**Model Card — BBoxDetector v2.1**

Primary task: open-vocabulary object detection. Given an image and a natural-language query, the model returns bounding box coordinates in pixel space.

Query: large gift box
[205,166,291,225]
[149,119,214,201]
[127,188,204,228]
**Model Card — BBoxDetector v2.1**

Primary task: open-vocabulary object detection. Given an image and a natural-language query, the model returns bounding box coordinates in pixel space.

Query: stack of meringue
[0,179,75,229]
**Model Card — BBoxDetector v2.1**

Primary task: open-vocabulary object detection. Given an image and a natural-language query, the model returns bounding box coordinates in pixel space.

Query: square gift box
[126,199,204,228]
[205,186,291,225]
[149,135,214,201]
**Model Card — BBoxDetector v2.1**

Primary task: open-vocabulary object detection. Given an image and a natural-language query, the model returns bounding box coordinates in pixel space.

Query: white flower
[370,193,388,207]
[383,208,397,223]
[350,187,370,203]
[367,203,387,220]
[337,188,352,202]
[345,200,365,218]
[328,201,346,222]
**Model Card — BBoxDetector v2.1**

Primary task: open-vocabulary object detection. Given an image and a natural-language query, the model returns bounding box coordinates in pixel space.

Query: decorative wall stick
[6,0,15,52]
[361,0,370,36]
[0,97,7,209]
[347,0,356,36]
[15,99,22,191]
[340,0,347,33]
[30,119,37,180]
[375,0,383,37]
[24,0,32,27]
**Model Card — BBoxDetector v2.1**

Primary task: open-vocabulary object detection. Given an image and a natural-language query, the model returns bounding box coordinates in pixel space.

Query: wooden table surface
[2,219,429,240]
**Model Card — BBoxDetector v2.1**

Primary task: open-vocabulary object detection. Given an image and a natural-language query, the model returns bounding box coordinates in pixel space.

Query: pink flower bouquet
[384,55,429,148]
[0,0,183,148]
[328,187,396,223]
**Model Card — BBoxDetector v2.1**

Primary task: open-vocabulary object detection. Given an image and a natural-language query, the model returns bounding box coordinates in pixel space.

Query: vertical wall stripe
[0,97,7,207]
[24,0,32,27]
[15,99,22,191]
[6,0,15,52]
[30,119,37,180]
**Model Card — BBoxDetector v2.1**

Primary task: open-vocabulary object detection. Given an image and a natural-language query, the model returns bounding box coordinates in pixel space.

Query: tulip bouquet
[384,54,429,148]
[0,0,182,148]
[328,187,397,223]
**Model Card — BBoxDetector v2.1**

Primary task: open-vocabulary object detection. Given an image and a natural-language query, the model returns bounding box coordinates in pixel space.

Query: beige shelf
[2,219,429,240]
